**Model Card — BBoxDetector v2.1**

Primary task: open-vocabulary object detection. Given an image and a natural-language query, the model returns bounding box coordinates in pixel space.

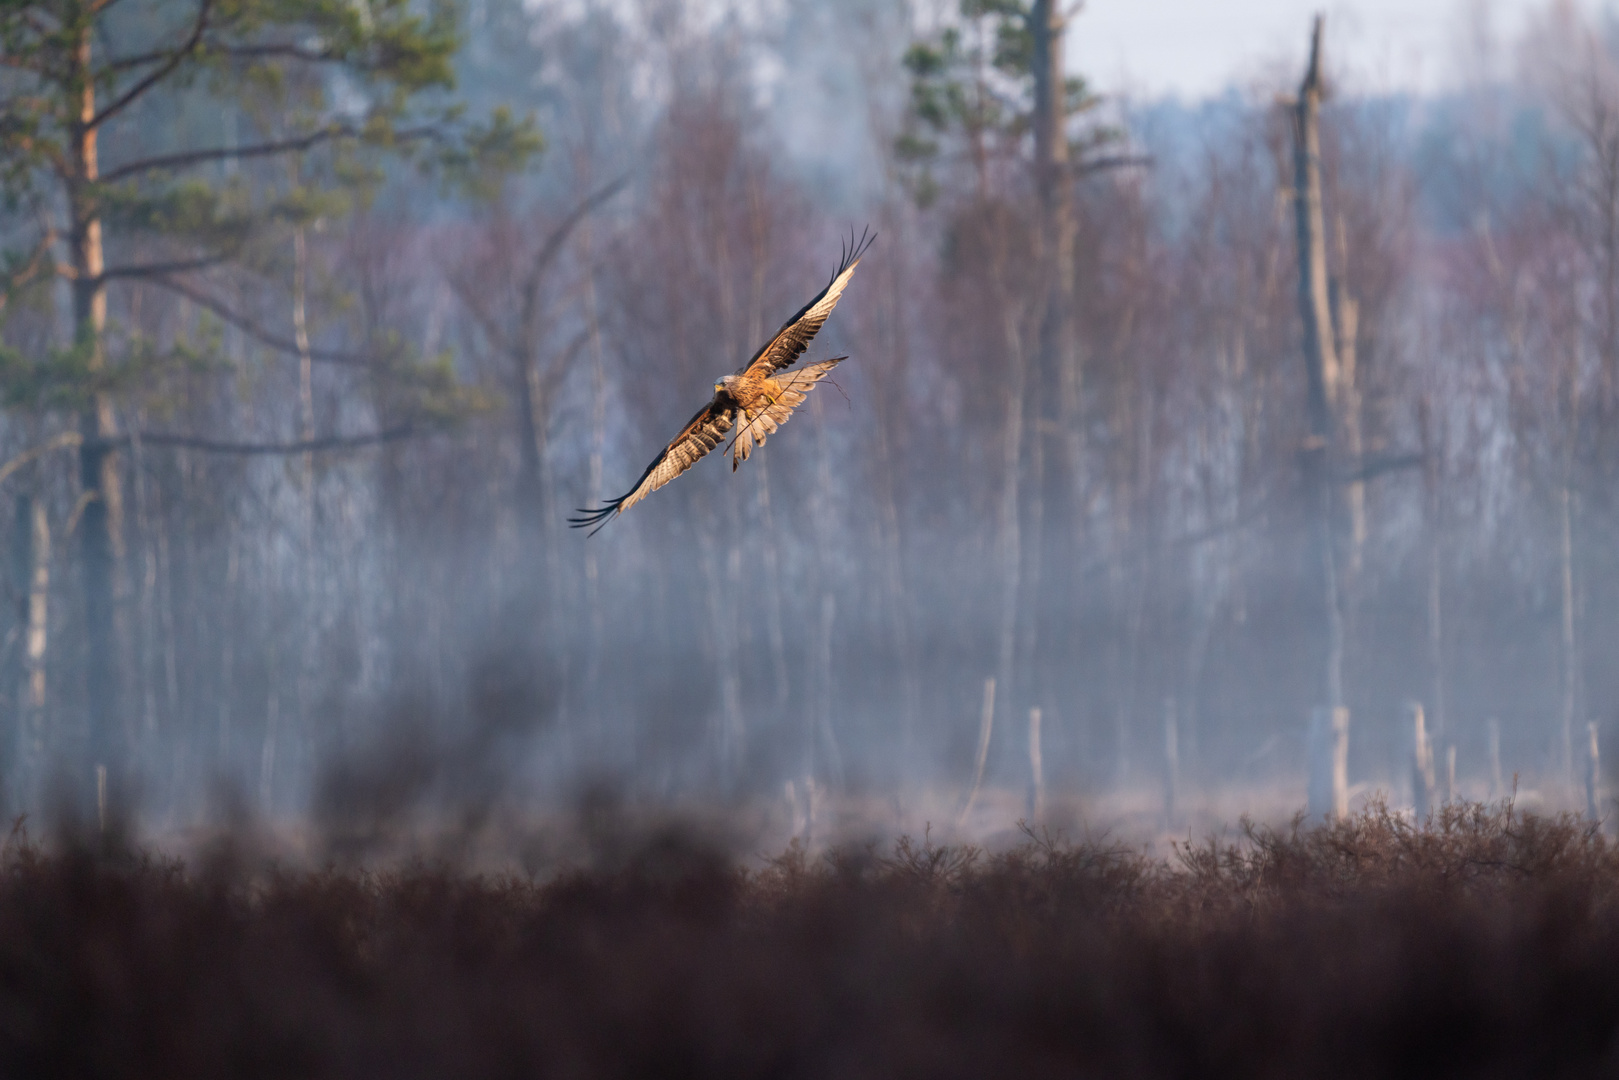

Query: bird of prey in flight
[570,228,874,536]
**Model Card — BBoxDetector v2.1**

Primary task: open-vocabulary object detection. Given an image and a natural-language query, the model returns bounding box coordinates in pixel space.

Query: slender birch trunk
[995,306,1027,770]
[1028,0,1073,740]
[218,522,238,770]
[13,494,48,808]
[290,223,318,792]
[582,223,607,747]
[959,677,995,826]
[742,195,790,721]
[814,594,842,788]
[871,214,920,757]
[1420,397,1448,744]
[1560,481,1577,792]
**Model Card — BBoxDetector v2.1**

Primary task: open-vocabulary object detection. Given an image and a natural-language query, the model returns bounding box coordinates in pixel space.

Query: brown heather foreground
[3,800,1619,1078]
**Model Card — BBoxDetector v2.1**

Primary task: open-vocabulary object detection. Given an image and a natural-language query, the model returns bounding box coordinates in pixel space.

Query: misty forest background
[1,0,1615,826]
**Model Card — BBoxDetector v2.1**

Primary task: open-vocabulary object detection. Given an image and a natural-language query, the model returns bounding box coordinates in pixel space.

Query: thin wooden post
[1445,745,1457,806]
[958,677,996,826]
[1307,705,1349,821]
[1411,703,1435,818]
[1026,706,1044,821]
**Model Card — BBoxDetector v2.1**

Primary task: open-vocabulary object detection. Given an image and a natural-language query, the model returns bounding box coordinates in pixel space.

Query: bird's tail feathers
[726,357,847,468]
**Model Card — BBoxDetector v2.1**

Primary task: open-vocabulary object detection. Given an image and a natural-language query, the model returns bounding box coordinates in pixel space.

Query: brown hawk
[571,229,873,535]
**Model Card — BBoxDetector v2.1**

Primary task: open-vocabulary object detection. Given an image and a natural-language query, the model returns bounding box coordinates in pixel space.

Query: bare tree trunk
[815,593,842,789]
[218,523,238,771]
[12,494,48,809]
[130,435,156,779]
[854,11,922,755]
[739,197,790,724]
[1417,396,1448,747]
[1293,19,1342,442]
[1028,0,1075,736]
[1411,702,1435,818]
[1291,17,1347,715]
[1020,397,1044,715]
[1560,481,1578,792]
[1586,722,1601,823]
[1332,223,1365,578]
[69,25,126,799]
[582,224,607,747]
[959,676,995,826]
[290,223,319,796]
[260,675,278,817]
[1027,705,1044,821]
[1162,698,1179,827]
[754,458,790,716]
[995,307,1027,765]
[1487,717,1503,799]
[872,231,921,758]
[1307,705,1349,821]
[697,512,744,789]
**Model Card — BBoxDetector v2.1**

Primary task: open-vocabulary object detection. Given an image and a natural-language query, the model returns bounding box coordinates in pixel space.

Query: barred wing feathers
[739,227,874,380]
[730,357,844,469]
[568,400,735,535]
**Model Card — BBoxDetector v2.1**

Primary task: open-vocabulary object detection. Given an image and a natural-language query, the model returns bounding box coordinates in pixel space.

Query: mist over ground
[1,0,1617,857]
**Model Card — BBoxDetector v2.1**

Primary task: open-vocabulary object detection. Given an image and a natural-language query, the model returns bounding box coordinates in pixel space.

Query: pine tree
[0,0,536,802]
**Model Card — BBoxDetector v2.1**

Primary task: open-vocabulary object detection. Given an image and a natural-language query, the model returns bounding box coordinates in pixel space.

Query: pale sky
[1069,0,1563,100]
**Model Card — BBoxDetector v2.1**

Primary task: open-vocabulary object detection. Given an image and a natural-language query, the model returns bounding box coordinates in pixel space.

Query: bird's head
[714,374,737,395]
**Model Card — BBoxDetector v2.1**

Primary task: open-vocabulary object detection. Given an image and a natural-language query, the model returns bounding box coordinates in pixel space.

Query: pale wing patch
[729,358,843,470]
[573,401,736,532]
[622,406,734,512]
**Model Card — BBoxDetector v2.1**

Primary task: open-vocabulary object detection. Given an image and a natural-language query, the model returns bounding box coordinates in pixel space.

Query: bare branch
[88,0,211,131]
[148,275,373,366]
[1074,153,1152,177]
[99,124,355,183]
[98,254,234,282]
[0,431,83,487]
[1336,451,1424,485]
[128,425,416,455]
[451,176,627,368]
[447,272,510,357]
[515,174,630,354]
[100,47,188,72]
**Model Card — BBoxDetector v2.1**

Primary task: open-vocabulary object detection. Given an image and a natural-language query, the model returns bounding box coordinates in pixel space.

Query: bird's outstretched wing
[568,399,736,536]
[729,357,844,470]
[737,226,875,380]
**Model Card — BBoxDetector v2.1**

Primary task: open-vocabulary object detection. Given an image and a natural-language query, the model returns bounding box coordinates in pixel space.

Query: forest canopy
[0,0,1613,831]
